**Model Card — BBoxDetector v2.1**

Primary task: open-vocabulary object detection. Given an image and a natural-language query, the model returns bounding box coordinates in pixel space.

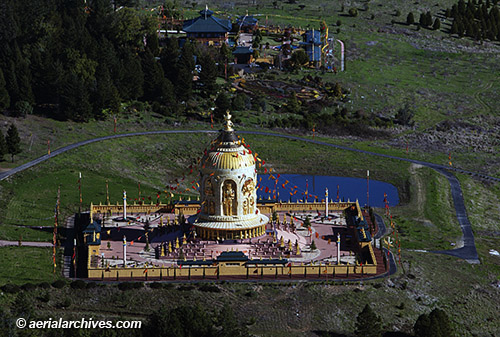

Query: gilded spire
[224,110,234,131]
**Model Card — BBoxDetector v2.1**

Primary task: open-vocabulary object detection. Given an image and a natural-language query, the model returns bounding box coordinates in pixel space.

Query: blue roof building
[236,15,258,32]
[183,7,232,45]
[299,30,322,64]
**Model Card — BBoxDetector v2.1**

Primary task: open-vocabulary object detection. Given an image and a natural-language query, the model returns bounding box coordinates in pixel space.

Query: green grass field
[0,247,61,285]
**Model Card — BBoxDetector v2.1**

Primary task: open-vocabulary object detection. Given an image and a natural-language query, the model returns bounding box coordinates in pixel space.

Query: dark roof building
[183,7,232,45]
[236,15,258,32]
[232,46,254,64]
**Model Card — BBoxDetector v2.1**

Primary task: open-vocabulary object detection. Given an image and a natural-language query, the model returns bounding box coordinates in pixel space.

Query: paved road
[1,129,493,263]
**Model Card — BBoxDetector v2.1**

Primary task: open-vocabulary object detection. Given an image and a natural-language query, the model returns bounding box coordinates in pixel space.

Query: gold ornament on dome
[224,110,234,131]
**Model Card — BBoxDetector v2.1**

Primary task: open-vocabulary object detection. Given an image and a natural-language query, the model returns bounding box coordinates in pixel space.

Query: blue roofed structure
[232,46,254,64]
[299,30,322,64]
[183,7,232,45]
[236,15,258,32]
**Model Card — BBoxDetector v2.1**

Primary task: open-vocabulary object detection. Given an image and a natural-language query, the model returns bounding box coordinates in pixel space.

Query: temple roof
[236,15,258,26]
[183,9,232,33]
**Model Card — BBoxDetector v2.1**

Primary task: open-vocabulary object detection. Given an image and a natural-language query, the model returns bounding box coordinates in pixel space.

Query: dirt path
[473,81,493,113]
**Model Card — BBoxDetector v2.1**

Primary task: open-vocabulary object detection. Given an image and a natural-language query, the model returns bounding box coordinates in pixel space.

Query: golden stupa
[190,111,268,240]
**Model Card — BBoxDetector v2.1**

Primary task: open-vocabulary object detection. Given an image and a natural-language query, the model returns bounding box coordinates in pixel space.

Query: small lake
[256,174,399,208]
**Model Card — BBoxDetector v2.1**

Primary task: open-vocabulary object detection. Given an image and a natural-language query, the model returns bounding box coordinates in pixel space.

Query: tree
[215,92,231,121]
[232,93,247,111]
[176,66,193,102]
[355,304,383,337]
[433,18,441,30]
[290,49,309,69]
[119,48,144,100]
[0,68,9,111]
[6,124,21,162]
[407,12,415,25]
[59,73,93,122]
[414,308,454,337]
[286,92,300,114]
[349,8,359,17]
[141,49,174,104]
[394,103,414,126]
[310,240,317,250]
[419,12,428,27]
[160,37,180,82]
[93,66,121,118]
[198,52,218,97]
[14,101,32,118]
[0,129,7,161]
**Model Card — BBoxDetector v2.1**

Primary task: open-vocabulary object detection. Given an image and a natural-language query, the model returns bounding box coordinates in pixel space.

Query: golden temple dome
[201,111,255,170]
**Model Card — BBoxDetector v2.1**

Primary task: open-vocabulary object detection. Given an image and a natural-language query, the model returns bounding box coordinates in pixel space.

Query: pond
[256,174,399,208]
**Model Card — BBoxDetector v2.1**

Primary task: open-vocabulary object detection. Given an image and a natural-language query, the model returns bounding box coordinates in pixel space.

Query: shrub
[86,282,97,289]
[349,8,358,17]
[199,284,221,293]
[51,280,66,289]
[336,20,342,26]
[2,284,21,294]
[38,282,51,289]
[70,280,86,289]
[21,283,36,291]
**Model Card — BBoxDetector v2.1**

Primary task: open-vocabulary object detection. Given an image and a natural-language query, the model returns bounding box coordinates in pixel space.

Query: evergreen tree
[160,37,180,82]
[59,73,93,122]
[87,0,113,38]
[198,52,218,97]
[179,41,195,71]
[407,12,415,25]
[214,92,231,121]
[414,308,454,337]
[93,65,121,118]
[6,124,21,162]
[286,92,300,114]
[451,20,459,34]
[433,18,441,30]
[426,11,433,27]
[355,304,383,337]
[141,49,173,103]
[175,66,193,102]
[419,12,428,27]
[4,60,19,107]
[118,48,144,100]
[0,129,7,161]
[0,68,9,111]
[232,93,246,111]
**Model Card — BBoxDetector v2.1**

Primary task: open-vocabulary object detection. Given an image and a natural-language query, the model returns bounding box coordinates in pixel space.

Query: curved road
[1,129,494,263]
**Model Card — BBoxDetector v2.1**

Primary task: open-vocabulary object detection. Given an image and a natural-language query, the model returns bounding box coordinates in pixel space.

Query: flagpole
[73,238,77,279]
[366,170,370,208]
[78,172,82,214]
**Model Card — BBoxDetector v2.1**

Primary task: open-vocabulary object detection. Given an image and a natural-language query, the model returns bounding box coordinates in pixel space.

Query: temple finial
[224,110,234,131]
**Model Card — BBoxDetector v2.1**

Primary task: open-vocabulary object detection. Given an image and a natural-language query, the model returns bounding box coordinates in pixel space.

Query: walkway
[1,129,492,263]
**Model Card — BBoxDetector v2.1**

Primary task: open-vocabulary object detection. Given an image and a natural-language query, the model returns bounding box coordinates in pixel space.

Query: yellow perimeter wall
[90,200,364,220]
